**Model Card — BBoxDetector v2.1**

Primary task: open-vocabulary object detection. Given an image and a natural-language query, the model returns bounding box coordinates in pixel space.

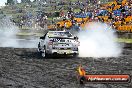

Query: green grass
[74,9,80,12]
[19,26,32,30]
[16,32,33,36]
[117,38,132,43]
[48,17,53,21]
[16,32,43,37]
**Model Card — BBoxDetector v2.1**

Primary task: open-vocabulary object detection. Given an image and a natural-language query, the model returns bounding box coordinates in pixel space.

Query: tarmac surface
[0,47,132,88]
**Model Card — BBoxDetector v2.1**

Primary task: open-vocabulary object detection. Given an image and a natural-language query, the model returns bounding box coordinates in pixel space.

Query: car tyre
[38,42,41,52]
[41,46,48,58]
[73,53,79,57]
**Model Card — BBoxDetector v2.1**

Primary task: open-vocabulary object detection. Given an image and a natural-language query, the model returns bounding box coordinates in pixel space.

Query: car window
[47,32,72,38]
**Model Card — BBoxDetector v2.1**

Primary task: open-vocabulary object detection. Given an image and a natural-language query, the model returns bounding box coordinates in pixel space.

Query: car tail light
[48,40,53,45]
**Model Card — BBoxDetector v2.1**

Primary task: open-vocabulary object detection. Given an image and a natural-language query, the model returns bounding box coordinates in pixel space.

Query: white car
[38,31,79,58]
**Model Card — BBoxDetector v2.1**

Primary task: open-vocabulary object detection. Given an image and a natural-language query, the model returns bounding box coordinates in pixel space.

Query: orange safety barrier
[56,20,72,28]
[122,0,127,6]
[98,16,109,22]
[113,5,120,10]
[65,20,72,28]
[114,21,122,26]
[48,25,56,29]
[125,16,132,23]
[56,21,65,27]
[55,18,89,28]
[74,18,89,23]
[74,18,83,23]
[117,25,132,32]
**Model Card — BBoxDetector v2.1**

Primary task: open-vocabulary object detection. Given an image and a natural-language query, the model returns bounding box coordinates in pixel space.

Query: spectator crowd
[3,0,132,32]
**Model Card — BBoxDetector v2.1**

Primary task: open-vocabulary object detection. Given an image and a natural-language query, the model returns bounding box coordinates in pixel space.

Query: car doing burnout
[38,31,80,57]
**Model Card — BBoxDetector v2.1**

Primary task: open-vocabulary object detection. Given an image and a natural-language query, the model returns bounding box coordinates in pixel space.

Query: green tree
[21,0,31,3]
[33,0,37,2]
[7,0,14,5]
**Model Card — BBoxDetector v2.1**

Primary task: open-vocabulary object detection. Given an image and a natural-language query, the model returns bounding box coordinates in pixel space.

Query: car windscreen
[47,31,72,38]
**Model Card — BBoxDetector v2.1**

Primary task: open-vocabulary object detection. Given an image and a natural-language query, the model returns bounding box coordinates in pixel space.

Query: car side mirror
[40,37,45,39]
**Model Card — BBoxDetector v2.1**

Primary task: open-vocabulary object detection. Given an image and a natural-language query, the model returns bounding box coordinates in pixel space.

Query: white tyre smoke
[0,17,38,48]
[78,22,122,58]
[0,17,19,47]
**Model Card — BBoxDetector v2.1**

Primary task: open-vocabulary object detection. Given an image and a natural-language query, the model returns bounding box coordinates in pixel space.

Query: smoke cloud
[0,17,19,47]
[78,22,122,58]
[0,17,38,48]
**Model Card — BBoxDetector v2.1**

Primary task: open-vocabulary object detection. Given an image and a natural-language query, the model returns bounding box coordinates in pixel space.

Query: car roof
[47,31,73,38]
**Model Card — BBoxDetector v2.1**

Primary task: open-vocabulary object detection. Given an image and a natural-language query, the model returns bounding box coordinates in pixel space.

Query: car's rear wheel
[73,53,79,57]
[42,49,46,57]
[41,46,48,58]
[38,42,41,52]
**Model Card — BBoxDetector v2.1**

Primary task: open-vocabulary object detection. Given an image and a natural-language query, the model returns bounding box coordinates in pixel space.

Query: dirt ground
[0,47,132,88]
